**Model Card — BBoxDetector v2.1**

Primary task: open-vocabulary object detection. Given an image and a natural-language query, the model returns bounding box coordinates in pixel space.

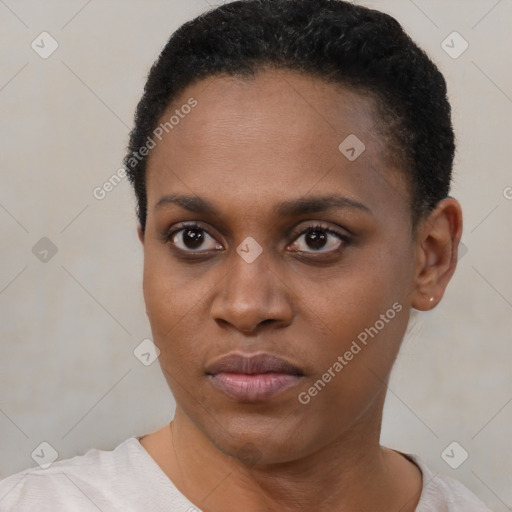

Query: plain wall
[1,0,511,510]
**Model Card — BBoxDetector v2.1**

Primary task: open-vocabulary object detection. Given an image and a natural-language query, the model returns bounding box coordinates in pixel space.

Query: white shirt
[0,436,492,511]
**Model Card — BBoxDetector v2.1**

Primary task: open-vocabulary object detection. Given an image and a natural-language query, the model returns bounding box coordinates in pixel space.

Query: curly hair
[124,0,454,233]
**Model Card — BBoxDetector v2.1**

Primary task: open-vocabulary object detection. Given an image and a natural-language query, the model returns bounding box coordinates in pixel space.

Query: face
[140,70,419,464]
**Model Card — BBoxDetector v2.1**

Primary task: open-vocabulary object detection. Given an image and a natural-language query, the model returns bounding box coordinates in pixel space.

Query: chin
[197,410,319,466]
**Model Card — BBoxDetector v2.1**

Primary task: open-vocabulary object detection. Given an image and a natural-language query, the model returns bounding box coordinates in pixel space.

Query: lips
[206,353,304,402]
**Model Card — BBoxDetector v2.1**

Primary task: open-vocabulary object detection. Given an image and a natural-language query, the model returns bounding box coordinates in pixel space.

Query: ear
[137,224,144,245]
[410,197,463,311]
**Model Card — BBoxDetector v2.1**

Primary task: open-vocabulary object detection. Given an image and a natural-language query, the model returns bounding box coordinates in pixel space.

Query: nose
[210,247,294,335]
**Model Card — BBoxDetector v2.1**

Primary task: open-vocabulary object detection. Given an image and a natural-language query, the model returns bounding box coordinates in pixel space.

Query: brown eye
[289,225,348,254]
[304,229,328,250]
[180,227,205,249]
[169,224,222,252]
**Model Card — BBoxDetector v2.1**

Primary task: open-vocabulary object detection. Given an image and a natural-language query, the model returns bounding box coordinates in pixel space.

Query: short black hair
[124,0,454,233]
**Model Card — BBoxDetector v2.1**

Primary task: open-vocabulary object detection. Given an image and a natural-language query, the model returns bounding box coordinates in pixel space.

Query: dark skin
[136,70,463,511]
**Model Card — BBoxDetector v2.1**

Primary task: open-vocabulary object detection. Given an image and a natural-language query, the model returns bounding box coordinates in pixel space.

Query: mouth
[205,352,305,402]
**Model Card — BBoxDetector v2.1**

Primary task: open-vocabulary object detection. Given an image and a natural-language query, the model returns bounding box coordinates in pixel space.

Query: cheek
[296,243,411,402]
[294,300,408,448]
[143,240,202,323]
[307,245,408,342]
[142,255,204,400]
[141,244,222,371]
[304,284,407,390]
[142,247,192,348]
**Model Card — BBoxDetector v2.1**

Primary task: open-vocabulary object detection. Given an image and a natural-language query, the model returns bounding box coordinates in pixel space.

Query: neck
[149,399,422,512]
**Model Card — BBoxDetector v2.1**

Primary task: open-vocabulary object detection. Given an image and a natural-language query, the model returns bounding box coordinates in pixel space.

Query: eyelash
[161,221,350,257]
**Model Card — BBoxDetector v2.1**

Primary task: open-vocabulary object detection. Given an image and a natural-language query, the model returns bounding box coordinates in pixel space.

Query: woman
[0,0,492,510]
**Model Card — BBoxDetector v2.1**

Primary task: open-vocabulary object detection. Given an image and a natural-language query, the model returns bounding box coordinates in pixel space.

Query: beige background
[1,0,511,509]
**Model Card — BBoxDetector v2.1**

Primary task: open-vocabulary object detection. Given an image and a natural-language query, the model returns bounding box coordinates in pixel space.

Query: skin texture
[137,69,463,512]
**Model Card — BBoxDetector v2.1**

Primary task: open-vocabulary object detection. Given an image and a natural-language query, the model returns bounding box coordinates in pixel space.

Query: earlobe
[410,197,463,311]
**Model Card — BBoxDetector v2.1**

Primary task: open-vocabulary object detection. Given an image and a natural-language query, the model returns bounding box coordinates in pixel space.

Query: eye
[166,222,222,252]
[162,222,349,256]
[288,224,349,253]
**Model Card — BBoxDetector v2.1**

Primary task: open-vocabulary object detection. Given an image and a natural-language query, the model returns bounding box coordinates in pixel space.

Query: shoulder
[0,437,174,512]
[405,453,493,512]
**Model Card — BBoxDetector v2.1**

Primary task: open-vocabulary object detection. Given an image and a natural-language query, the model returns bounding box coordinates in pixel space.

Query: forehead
[145,69,409,222]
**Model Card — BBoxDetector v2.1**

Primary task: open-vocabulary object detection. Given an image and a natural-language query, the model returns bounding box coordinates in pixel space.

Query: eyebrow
[154,193,372,217]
